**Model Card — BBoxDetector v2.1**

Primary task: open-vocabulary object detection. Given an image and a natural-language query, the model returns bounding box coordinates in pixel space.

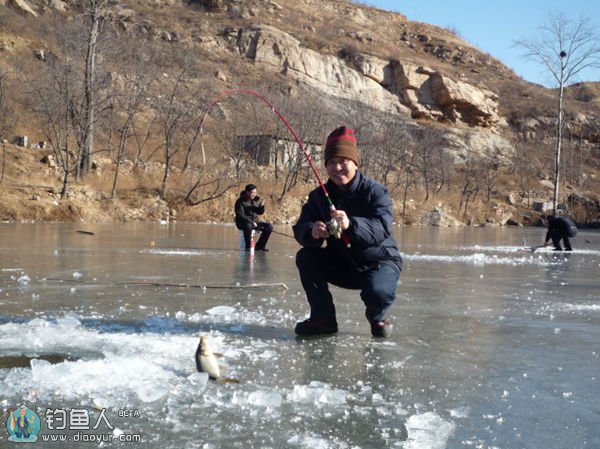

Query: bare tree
[213,121,250,178]
[31,57,79,198]
[269,93,330,200]
[458,152,481,217]
[412,126,446,202]
[184,165,240,206]
[378,130,418,221]
[151,67,194,199]
[0,69,14,184]
[515,13,600,214]
[79,0,109,176]
[482,154,502,202]
[360,116,411,187]
[33,8,110,183]
[109,74,153,198]
[511,140,540,210]
[183,122,241,206]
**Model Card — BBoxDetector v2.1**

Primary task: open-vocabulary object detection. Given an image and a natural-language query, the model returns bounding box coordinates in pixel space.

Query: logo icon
[6,405,41,443]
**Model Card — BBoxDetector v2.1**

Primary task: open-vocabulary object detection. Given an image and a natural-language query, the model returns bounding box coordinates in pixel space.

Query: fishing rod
[529,243,549,253]
[199,89,350,247]
[271,229,295,239]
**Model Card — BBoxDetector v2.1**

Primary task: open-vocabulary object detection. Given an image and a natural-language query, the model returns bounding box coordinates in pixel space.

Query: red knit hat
[324,126,359,166]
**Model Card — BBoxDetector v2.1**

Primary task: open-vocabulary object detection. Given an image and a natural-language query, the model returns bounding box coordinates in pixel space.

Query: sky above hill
[363,1,600,87]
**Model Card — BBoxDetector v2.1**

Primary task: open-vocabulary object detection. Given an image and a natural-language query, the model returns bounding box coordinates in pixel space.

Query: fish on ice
[195,336,239,383]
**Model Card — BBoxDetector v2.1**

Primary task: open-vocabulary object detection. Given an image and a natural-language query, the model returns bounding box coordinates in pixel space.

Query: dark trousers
[549,230,573,251]
[296,247,400,323]
[240,222,272,250]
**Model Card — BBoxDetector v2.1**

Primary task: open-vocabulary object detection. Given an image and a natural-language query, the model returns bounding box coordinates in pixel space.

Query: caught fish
[195,336,221,379]
[194,336,239,383]
[327,218,342,239]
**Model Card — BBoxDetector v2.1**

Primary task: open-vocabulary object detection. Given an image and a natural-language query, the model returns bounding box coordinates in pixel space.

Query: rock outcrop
[237,24,500,128]
[8,0,37,17]
[237,25,410,115]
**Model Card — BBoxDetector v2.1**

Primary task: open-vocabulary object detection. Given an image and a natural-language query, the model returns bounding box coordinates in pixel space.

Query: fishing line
[199,89,351,247]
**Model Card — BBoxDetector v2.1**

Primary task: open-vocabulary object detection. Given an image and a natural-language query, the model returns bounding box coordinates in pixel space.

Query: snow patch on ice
[406,252,562,266]
[140,248,211,256]
[551,303,600,313]
[0,316,206,404]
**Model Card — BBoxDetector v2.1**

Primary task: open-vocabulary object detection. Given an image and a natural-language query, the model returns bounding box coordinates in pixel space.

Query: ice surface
[0,224,598,449]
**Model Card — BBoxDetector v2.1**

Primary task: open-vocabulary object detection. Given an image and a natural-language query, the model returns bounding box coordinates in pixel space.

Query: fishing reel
[327,218,342,239]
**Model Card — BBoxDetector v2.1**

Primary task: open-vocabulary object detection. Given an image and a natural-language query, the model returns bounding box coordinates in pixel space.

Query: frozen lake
[1,222,599,448]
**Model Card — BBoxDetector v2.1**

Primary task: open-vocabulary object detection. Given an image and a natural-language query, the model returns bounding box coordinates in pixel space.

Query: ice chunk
[26,318,49,327]
[135,381,168,403]
[247,390,283,408]
[404,412,455,449]
[56,314,82,328]
[187,372,209,389]
[18,275,31,285]
[206,306,236,316]
[287,382,348,406]
[449,406,469,418]
[258,350,277,360]
[287,433,330,449]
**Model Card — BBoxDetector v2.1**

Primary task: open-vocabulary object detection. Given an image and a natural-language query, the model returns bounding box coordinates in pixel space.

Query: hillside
[0,0,599,227]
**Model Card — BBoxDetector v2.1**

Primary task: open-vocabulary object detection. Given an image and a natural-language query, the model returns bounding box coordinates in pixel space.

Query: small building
[533,201,553,212]
[13,135,28,147]
[236,134,322,168]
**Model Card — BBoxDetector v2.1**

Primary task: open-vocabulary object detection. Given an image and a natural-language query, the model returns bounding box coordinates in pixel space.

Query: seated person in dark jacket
[292,126,403,338]
[234,184,272,251]
[545,215,577,251]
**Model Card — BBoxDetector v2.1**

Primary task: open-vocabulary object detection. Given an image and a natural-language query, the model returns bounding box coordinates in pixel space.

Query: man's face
[247,188,257,199]
[326,157,357,188]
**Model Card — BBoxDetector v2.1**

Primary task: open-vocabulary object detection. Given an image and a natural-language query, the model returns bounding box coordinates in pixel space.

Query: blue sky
[362,1,600,87]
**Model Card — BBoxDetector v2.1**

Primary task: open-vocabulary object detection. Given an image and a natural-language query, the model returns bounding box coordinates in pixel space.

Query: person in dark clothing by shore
[234,184,272,251]
[292,126,403,338]
[544,215,577,251]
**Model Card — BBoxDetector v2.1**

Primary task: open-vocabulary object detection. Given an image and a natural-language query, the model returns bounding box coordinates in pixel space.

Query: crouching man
[292,126,403,338]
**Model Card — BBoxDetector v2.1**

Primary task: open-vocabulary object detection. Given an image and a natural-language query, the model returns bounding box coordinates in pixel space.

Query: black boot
[294,318,338,336]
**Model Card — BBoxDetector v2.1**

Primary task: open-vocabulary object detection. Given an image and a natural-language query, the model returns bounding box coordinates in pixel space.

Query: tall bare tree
[515,13,600,214]
[0,69,14,184]
[79,0,108,177]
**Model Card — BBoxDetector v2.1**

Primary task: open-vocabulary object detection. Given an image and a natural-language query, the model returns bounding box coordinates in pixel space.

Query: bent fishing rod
[199,89,350,247]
